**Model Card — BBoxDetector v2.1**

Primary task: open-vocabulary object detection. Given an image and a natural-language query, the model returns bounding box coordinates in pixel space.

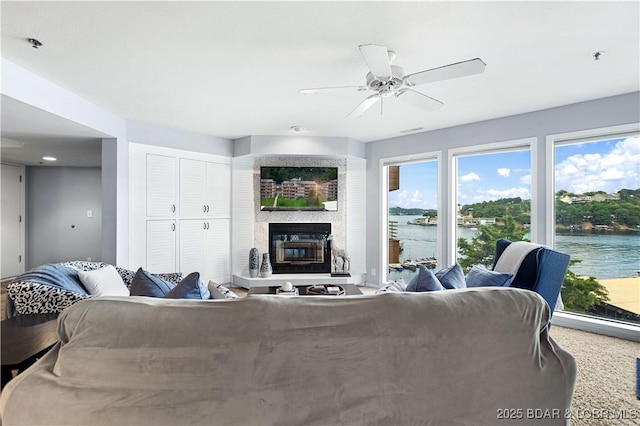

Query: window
[553,133,640,325]
[384,157,439,283]
[453,144,533,270]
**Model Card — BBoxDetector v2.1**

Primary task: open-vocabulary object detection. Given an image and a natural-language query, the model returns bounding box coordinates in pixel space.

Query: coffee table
[1,313,59,389]
[248,283,363,296]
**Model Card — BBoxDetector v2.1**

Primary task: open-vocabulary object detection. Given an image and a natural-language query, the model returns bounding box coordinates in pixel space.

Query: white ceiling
[1,1,639,166]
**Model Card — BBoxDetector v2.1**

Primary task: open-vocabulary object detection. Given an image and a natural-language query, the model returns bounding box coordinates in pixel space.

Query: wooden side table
[1,314,59,388]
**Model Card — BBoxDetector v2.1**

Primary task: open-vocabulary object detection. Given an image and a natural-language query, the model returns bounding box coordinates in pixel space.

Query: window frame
[447,137,538,265]
[545,123,640,340]
[379,151,441,283]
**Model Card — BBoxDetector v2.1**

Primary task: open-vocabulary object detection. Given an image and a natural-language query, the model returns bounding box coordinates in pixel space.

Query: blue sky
[389,135,640,210]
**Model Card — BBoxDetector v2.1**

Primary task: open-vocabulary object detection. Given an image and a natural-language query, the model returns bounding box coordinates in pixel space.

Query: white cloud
[460,172,480,182]
[520,174,531,185]
[484,187,531,199]
[390,189,435,209]
[392,189,410,207]
[410,190,424,204]
[497,168,510,177]
[555,136,640,193]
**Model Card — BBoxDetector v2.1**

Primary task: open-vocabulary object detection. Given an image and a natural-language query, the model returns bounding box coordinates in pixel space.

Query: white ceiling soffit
[1,1,639,145]
[1,96,106,167]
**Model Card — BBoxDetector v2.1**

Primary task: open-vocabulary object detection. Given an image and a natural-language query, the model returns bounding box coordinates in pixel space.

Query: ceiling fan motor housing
[366,65,405,96]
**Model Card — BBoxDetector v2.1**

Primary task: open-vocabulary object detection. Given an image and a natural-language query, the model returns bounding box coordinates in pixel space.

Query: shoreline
[597,277,639,315]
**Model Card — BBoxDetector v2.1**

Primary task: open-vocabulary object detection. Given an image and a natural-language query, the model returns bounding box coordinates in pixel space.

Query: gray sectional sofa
[0,287,576,425]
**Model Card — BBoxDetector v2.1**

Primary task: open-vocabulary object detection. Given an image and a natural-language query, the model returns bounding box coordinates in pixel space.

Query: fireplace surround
[269,223,331,274]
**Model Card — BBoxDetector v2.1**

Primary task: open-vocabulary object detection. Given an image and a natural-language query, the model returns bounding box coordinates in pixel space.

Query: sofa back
[1,289,576,425]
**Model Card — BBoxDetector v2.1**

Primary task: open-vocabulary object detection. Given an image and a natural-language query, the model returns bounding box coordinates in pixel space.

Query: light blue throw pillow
[164,272,211,299]
[406,266,445,292]
[435,263,466,289]
[465,265,514,288]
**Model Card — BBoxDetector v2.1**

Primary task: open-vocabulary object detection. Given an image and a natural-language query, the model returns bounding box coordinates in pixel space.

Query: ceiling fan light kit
[300,44,486,118]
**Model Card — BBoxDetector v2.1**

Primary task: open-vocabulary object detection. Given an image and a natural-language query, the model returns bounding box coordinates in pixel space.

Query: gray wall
[365,92,640,285]
[26,167,102,268]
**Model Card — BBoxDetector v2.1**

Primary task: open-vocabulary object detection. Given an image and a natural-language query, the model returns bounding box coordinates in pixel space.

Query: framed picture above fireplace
[260,166,338,211]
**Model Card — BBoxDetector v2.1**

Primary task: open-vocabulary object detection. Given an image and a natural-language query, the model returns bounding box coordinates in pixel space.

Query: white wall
[365,92,640,285]
[1,59,235,268]
[231,135,367,282]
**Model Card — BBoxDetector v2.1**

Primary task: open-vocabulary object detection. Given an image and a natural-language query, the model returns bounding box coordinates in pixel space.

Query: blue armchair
[492,239,570,317]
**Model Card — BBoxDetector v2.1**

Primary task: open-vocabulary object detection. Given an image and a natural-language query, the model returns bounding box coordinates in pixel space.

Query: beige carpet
[548,326,639,426]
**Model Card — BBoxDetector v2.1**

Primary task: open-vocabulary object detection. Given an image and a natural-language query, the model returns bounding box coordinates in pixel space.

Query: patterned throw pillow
[465,265,514,287]
[375,278,407,294]
[164,272,210,299]
[405,266,445,292]
[208,281,239,299]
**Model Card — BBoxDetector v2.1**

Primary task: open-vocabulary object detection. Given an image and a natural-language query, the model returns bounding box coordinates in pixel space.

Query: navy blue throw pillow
[164,272,210,299]
[466,265,513,288]
[435,263,466,289]
[130,267,175,297]
[406,266,445,292]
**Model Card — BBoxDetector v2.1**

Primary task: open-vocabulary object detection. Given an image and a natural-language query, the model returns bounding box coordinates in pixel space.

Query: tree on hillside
[457,215,609,313]
[560,261,609,313]
[457,215,527,272]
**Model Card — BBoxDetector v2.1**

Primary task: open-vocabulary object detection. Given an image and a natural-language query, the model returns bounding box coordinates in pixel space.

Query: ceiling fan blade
[397,89,443,112]
[404,58,486,86]
[346,94,380,118]
[299,86,367,94]
[359,44,392,80]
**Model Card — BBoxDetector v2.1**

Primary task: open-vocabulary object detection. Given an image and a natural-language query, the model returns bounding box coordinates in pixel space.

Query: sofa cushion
[78,265,129,297]
[435,263,466,289]
[165,272,210,299]
[406,266,445,292]
[466,265,513,288]
[130,268,175,297]
[208,281,238,299]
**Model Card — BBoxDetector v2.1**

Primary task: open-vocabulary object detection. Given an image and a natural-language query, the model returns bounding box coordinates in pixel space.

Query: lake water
[389,215,640,280]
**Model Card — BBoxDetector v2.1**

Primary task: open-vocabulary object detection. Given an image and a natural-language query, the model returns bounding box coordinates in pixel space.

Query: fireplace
[269,223,331,274]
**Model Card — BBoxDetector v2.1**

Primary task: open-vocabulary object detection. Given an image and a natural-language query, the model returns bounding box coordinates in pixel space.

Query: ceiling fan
[299,44,486,118]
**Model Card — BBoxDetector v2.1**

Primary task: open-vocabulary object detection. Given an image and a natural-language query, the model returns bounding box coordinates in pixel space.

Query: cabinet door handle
[203,222,207,229]
[171,223,175,231]
[171,204,175,213]
[203,205,207,213]
[206,205,210,213]
[206,222,210,230]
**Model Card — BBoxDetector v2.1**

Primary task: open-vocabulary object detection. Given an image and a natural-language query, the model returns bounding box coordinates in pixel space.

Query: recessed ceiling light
[290,126,305,133]
[42,156,57,161]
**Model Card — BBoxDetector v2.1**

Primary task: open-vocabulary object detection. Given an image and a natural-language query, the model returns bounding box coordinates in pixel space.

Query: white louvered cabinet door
[146,220,176,274]
[205,162,231,218]
[146,154,177,217]
[179,219,207,277]
[180,159,207,218]
[204,219,230,283]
